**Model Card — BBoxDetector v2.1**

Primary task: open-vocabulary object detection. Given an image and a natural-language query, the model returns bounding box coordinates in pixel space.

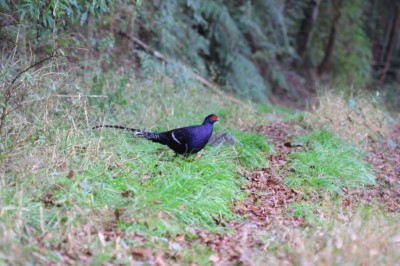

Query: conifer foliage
[1,0,399,105]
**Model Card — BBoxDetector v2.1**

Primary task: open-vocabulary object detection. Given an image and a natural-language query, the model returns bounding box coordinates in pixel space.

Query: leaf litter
[196,121,400,265]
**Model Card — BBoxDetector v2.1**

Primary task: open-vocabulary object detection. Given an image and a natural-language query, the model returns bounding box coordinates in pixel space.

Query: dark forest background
[1,0,400,109]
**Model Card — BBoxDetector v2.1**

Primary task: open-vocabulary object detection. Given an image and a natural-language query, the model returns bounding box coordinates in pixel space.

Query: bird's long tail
[92,125,145,136]
[92,125,168,144]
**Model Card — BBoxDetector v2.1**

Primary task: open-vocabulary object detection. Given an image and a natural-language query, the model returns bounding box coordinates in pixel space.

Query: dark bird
[92,114,219,155]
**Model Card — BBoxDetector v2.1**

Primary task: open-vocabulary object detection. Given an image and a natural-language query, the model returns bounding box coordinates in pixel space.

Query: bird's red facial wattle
[210,115,219,122]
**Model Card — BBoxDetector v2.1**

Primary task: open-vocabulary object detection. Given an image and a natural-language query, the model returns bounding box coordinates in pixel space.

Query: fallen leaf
[155,252,166,266]
[131,248,152,258]
[67,170,75,179]
[209,254,220,263]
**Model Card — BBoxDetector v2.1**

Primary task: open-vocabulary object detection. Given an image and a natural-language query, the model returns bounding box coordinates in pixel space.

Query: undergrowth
[88,72,269,131]
[306,92,389,145]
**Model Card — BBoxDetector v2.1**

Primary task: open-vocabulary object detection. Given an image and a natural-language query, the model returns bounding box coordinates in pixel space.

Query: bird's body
[93,114,219,155]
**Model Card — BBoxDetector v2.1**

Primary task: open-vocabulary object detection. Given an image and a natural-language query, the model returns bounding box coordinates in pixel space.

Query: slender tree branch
[10,53,57,84]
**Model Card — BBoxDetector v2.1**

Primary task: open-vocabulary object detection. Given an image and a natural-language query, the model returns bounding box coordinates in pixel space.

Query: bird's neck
[202,123,214,134]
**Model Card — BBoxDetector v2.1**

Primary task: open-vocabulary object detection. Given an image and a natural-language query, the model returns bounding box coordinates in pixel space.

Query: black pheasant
[92,114,219,155]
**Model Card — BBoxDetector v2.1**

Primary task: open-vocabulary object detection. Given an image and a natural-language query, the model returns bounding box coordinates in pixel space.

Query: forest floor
[54,120,399,265]
[2,74,399,265]
[194,121,400,265]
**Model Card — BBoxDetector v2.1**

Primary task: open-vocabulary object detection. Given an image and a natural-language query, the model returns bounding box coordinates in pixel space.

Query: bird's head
[204,114,219,124]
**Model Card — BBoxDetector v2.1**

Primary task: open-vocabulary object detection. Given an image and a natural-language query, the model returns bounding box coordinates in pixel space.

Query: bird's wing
[168,128,190,145]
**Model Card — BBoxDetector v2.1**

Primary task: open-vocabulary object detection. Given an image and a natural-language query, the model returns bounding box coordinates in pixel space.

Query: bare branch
[10,53,58,84]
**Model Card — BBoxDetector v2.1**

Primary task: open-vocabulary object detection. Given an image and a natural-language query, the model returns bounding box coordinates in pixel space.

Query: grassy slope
[285,129,375,195]
[1,70,399,264]
[0,72,275,264]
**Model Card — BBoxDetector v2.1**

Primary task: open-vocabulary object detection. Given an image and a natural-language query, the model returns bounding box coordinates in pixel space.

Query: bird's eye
[210,115,218,121]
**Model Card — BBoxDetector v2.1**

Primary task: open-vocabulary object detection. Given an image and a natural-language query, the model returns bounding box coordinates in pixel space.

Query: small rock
[209,254,220,263]
[208,131,238,146]
[389,234,400,243]
[395,166,400,174]
[170,242,182,251]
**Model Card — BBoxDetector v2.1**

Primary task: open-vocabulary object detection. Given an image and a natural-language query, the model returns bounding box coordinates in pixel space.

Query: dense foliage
[1,0,400,106]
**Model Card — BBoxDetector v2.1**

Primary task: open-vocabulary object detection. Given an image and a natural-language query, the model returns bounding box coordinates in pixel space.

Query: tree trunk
[296,0,321,67]
[317,23,337,75]
[317,0,344,75]
[379,3,400,83]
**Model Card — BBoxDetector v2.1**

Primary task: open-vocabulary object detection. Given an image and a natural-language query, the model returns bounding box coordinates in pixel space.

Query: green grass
[289,202,322,225]
[226,129,274,169]
[0,130,269,263]
[256,104,305,121]
[96,136,242,233]
[180,245,213,266]
[284,130,375,195]
[87,128,272,234]
[87,73,272,131]
[0,70,277,264]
